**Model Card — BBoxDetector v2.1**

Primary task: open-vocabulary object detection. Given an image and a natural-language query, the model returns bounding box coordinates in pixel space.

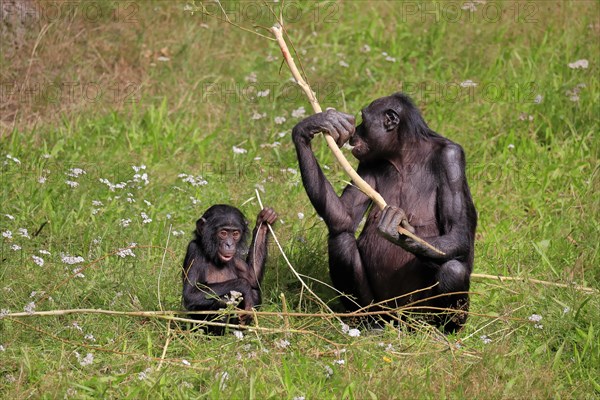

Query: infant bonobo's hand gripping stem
[269,24,445,256]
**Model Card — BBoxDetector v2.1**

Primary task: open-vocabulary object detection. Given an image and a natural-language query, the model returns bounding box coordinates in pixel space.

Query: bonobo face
[216,224,242,263]
[350,96,400,161]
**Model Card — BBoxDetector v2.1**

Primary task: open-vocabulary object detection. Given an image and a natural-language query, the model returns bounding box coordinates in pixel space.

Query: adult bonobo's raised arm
[292,93,477,332]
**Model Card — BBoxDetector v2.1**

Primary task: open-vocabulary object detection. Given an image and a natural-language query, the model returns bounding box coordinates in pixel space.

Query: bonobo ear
[196,217,207,234]
[383,109,400,131]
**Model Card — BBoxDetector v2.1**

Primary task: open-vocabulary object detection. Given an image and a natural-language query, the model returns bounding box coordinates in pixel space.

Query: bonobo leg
[431,260,470,333]
[328,232,374,311]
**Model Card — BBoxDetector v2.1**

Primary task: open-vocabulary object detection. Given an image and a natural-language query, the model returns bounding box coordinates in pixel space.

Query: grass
[1,0,599,398]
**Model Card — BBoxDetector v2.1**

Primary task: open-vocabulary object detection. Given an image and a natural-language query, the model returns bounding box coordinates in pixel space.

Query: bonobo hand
[377,206,416,245]
[256,207,277,226]
[292,109,355,147]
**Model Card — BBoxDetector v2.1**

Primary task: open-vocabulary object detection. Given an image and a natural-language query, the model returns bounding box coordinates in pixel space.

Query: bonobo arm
[293,110,368,232]
[182,242,254,310]
[246,207,277,287]
[378,144,475,261]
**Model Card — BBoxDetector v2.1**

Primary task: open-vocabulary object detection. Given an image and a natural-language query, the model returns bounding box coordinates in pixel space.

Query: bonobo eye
[232,231,241,240]
[218,230,228,239]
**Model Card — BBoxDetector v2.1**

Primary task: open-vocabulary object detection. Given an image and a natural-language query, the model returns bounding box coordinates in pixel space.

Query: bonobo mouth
[218,252,234,262]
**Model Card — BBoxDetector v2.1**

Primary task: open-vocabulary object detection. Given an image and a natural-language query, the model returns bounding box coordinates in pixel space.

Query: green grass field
[1,1,599,398]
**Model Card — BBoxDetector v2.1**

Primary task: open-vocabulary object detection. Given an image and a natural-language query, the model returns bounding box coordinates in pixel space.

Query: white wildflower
[178,173,208,186]
[480,335,492,344]
[72,267,85,278]
[245,72,258,83]
[232,146,248,154]
[528,314,542,322]
[143,200,152,207]
[62,255,85,264]
[275,339,290,349]
[72,322,83,332]
[92,200,103,207]
[460,80,478,88]
[67,168,86,178]
[341,323,350,333]
[10,244,21,251]
[339,60,349,68]
[251,111,266,120]
[291,107,306,118]
[138,368,152,380]
[91,208,100,215]
[116,247,136,258]
[334,359,345,365]
[65,180,79,188]
[508,144,515,150]
[182,359,191,366]
[39,249,51,255]
[24,302,35,314]
[233,330,244,340]
[120,219,132,228]
[2,230,13,239]
[567,59,589,69]
[277,131,287,138]
[563,307,570,314]
[324,365,333,378]
[4,214,14,220]
[274,116,286,125]
[141,212,152,224]
[297,212,304,220]
[0,345,5,351]
[360,44,371,53]
[534,94,543,104]
[6,154,21,164]
[172,230,185,236]
[77,352,94,366]
[32,255,44,267]
[18,228,30,238]
[190,197,200,205]
[84,334,96,342]
[385,55,396,62]
[38,176,47,184]
[0,309,10,318]
[292,397,305,400]
[257,89,270,97]
[218,371,229,390]
[347,328,361,337]
[133,172,149,185]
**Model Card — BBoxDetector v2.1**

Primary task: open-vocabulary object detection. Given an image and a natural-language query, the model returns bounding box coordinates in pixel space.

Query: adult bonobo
[292,93,476,332]
[182,204,277,334]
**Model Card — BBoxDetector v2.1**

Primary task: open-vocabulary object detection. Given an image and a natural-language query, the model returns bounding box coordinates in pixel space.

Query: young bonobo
[182,204,277,334]
[292,93,477,332]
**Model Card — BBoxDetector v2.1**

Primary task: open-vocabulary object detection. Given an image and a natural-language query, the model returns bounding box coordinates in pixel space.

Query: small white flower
[143,200,152,207]
[39,249,51,255]
[4,214,14,220]
[72,267,85,278]
[0,309,10,318]
[508,144,515,149]
[251,111,266,120]
[10,244,21,251]
[347,328,361,337]
[563,307,570,314]
[120,219,131,228]
[0,345,5,351]
[460,80,478,88]
[245,72,258,83]
[480,335,492,344]
[77,352,94,366]
[534,94,543,104]
[32,255,44,266]
[385,55,396,62]
[24,302,35,314]
[339,60,349,68]
[65,180,79,188]
[297,212,304,220]
[2,230,13,239]
[72,322,83,332]
[182,359,191,366]
[341,323,349,333]
[275,339,290,349]
[291,107,306,119]
[38,176,47,184]
[232,146,248,154]
[157,56,170,62]
[257,89,270,97]
[84,334,96,342]
[277,131,287,138]
[172,230,185,236]
[334,359,345,365]
[141,212,152,224]
[18,228,30,238]
[67,168,86,178]
[92,200,103,207]
[116,247,136,258]
[568,59,589,69]
[62,255,85,265]
[43,154,52,159]
[360,44,371,53]
[179,173,208,186]
[6,154,21,164]
[324,365,333,378]
[274,116,286,125]
[528,314,542,322]
[233,330,244,340]
[138,368,152,380]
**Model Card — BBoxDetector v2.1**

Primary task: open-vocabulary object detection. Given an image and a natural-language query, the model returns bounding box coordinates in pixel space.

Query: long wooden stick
[269,24,445,256]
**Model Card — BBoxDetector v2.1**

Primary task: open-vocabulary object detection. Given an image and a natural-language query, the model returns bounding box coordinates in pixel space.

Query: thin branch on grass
[471,273,598,294]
